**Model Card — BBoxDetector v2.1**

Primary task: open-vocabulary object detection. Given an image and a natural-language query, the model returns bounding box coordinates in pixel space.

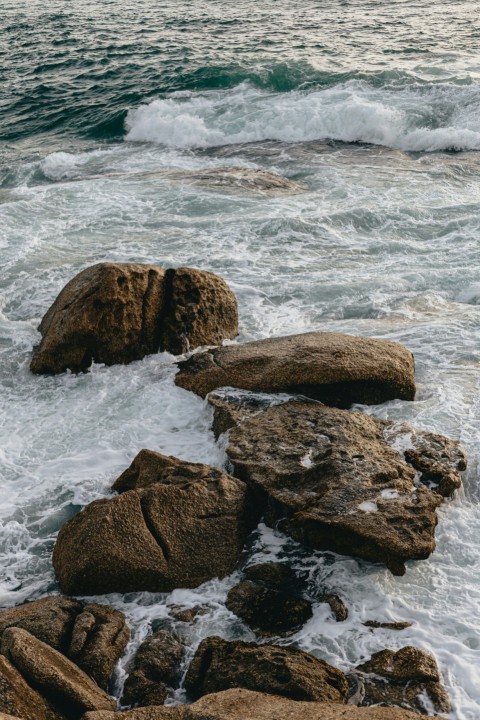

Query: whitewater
[1,0,480,717]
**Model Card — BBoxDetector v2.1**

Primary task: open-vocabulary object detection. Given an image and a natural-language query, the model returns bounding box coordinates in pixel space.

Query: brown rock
[175,332,416,406]
[184,636,349,703]
[122,629,184,707]
[30,263,166,374]
[226,580,312,636]
[1,628,115,716]
[53,453,255,595]
[363,621,412,630]
[83,688,436,719]
[0,596,81,653]
[353,646,450,715]
[168,606,206,623]
[243,562,294,588]
[212,393,464,574]
[160,267,238,355]
[30,264,238,375]
[0,654,62,720]
[323,594,348,622]
[0,598,128,690]
[68,604,130,689]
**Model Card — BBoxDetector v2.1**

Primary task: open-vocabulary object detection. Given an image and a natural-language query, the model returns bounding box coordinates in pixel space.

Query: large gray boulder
[30,263,238,374]
[209,391,466,574]
[175,331,416,407]
[53,452,256,595]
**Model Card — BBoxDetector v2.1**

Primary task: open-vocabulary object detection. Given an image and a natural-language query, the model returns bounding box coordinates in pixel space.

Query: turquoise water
[1,1,480,717]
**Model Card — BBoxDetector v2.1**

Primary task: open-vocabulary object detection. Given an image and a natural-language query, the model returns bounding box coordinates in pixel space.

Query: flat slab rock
[0,596,129,689]
[30,263,238,374]
[175,331,416,407]
[83,688,435,720]
[53,452,256,595]
[209,391,466,574]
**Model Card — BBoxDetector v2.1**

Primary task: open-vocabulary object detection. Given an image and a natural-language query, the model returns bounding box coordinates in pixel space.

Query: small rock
[363,621,412,630]
[243,562,294,588]
[169,606,206,623]
[184,636,349,703]
[122,629,184,707]
[352,646,450,715]
[226,580,312,636]
[323,594,348,622]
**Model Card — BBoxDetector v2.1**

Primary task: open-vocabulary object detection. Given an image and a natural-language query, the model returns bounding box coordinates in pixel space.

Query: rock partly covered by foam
[83,688,435,720]
[0,628,115,718]
[209,391,465,574]
[0,596,129,690]
[30,263,238,374]
[121,629,184,708]
[175,331,416,406]
[53,451,256,595]
[351,646,450,715]
[184,636,349,703]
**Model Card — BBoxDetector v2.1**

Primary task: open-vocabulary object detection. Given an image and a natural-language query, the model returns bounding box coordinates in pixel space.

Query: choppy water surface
[1,1,480,717]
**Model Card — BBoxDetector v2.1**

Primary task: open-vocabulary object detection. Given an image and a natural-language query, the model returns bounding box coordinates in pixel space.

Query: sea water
[1,1,480,716]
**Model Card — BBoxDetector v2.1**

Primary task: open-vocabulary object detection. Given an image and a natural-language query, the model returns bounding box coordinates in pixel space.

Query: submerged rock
[184,636,349,703]
[0,597,129,690]
[121,629,184,707]
[175,331,416,406]
[209,392,465,574]
[170,167,307,195]
[84,688,436,719]
[30,263,238,374]
[53,452,256,595]
[226,579,313,636]
[0,628,115,718]
[351,646,450,715]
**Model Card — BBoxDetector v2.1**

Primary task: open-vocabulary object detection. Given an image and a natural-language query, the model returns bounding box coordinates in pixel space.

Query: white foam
[125,80,480,152]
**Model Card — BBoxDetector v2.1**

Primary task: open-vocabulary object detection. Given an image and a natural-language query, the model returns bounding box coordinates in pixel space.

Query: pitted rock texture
[121,629,184,707]
[323,594,349,622]
[0,654,62,720]
[30,263,238,374]
[175,331,416,406]
[210,392,465,574]
[0,597,129,690]
[352,646,450,715]
[0,628,115,718]
[83,688,436,719]
[53,452,255,595]
[226,580,312,636]
[184,636,349,703]
[161,267,238,355]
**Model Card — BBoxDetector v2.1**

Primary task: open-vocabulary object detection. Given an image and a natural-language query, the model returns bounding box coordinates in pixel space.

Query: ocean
[1,0,480,716]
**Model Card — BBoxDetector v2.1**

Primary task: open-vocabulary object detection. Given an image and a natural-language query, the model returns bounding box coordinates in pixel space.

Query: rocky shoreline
[1,263,466,719]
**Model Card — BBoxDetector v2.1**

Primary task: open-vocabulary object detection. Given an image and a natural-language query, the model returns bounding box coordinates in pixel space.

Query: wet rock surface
[30,263,238,374]
[53,452,255,595]
[175,331,416,406]
[0,628,115,718]
[84,688,435,719]
[210,392,465,574]
[352,646,450,715]
[184,636,349,703]
[122,629,184,708]
[0,597,129,690]
[226,579,313,636]
[323,594,349,622]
